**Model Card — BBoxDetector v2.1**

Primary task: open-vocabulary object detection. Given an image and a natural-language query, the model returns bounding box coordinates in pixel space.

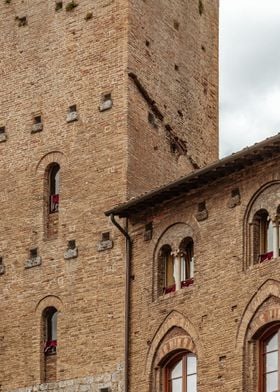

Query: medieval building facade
[2,0,279,392]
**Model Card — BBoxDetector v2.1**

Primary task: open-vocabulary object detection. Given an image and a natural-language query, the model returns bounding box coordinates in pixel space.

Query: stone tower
[0,0,218,391]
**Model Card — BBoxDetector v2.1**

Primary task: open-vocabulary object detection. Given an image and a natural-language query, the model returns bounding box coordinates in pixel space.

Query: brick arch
[35,295,63,316]
[153,222,199,300]
[154,222,198,259]
[154,335,196,367]
[236,279,280,348]
[145,310,201,375]
[35,151,67,176]
[243,181,280,268]
[243,181,280,224]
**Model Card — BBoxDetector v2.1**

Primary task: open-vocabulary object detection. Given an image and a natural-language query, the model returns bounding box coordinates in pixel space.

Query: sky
[220,0,280,157]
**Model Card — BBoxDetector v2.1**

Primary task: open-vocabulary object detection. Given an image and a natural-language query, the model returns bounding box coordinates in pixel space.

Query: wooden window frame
[162,351,197,392]
[258,323,280,392]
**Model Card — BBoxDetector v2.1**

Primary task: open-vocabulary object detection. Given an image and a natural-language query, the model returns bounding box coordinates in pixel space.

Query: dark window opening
[44,307,58,355]
[253,209,273,263]
[180,238,194,288]
[49,164,60,213]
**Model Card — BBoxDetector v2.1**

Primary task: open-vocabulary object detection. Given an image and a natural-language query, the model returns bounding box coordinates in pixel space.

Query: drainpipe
[110,213,132,392]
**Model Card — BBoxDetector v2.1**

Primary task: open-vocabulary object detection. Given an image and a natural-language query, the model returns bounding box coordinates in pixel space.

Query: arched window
[259,324,280,392]
[161,245,175,294]
[252,210,273,263]
[164,352,197,392]
[180,238,194,288]
[43,307,57,355]
[49,164,60,213]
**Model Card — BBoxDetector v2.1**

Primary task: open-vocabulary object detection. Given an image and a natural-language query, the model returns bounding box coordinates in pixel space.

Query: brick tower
[0,0,218,391]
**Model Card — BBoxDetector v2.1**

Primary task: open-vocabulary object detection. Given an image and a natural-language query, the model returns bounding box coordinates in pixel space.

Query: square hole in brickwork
[68,240,76,250]
[144,222,153,241]
[85,12,93,21]
[101,232,110,242]
[0,126,7,143]
[69,105,76,112]
[99,93,113,112]
[32,115,43,133]
[34,115,42,124]
[55,1,63,11]
[198,201,206,212]
[231,188,240,197]
[67,105,78,122]
[173,20,179,30]
[16,16,27,27]
[30,248,38,259]
[0,256,4,275]
[178,110,183,118]
[65,1,78,12]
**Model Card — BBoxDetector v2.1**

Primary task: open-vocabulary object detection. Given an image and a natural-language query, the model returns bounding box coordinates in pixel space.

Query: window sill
[247,256,280,272]
[159,282,195,301]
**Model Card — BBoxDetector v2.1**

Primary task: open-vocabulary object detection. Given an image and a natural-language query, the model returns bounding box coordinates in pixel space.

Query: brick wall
[0,0,128,389]
[128,156,280,391]
[127,0,219,196]
[0,0,219,390]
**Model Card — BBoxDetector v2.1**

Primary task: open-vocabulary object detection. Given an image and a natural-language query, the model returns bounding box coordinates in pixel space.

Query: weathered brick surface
[127,0,219,196]
[0,0,218,391]
[0,0,129,390]
[128,156,280,391]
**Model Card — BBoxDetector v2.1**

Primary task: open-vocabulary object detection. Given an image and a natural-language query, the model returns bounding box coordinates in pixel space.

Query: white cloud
[220,0,280,156]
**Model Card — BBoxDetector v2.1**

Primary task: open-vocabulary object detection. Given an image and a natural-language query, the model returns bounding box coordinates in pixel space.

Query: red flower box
[164,284,176,294]
[259,251,273,263]
[181,278,194,288]
[44,340,57,354]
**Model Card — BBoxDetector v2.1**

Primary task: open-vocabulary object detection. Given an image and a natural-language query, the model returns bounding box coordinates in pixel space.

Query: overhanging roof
[105,133,280,218]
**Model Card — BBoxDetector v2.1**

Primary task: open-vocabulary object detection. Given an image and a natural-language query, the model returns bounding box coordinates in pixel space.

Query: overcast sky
[220,0,280,157]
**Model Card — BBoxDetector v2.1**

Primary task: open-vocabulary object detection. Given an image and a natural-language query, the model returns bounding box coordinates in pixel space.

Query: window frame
[259,323,280,392]
[49,164,60,214]
[162,351,197,392]
[44,307,58,356]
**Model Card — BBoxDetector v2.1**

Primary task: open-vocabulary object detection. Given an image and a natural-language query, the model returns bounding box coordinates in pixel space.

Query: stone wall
[12,364,124,392]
